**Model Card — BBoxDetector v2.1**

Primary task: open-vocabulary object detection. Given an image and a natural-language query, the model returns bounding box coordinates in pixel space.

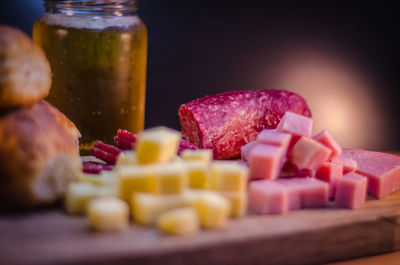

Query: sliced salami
[178,90,311,159]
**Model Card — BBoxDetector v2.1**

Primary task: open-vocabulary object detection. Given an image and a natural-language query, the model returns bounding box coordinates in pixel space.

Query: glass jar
[33,0,147,152]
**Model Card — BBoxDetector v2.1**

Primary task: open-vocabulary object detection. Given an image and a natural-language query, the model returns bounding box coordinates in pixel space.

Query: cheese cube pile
[65,126,250,235]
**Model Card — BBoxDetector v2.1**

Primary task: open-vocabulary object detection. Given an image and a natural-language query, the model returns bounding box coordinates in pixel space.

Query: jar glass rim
[44,0,138,15]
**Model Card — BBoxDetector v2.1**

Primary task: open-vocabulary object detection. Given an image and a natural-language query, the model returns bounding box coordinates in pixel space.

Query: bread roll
[0,25,51,108]
[0,100,81,209]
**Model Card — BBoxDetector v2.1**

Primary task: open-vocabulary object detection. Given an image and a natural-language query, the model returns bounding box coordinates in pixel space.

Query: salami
[178,90,311,159]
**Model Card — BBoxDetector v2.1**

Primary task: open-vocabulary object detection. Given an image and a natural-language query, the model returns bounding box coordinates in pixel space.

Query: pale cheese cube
[210,161,248,192]
[115,151,137,168]
[87,197,129,232]
[157,207,199,235]
[131,192,189,224]
[78,171,118,186]
[136,126,181,165]
[186,190,231,229]
[183,161,210,189]
[118,165,156,203]
[180,149,213,164]
[65,182,117,214]
[154,162,188,194]
[218,191,247,218]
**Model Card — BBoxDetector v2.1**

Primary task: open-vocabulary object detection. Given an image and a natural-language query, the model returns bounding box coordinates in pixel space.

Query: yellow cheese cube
[157,207,199,235]
[183,161,210,189]
[186,190,231,229]
[65,182,117,214]
[115,151,137,168]
[118,165,156,202]
[181,149,213,164]
[218,191,247,218]
[131,192,189,224]
[78,171,118,186]
[210,161,248,192]
[154,162,188,194]
[87,197,129,232]
[136,126,181,165]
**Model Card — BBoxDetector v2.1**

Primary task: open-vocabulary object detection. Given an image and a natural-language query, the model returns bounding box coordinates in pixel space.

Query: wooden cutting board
[1,190,400,265]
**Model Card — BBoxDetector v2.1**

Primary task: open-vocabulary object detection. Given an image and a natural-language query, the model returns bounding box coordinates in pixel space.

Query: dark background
[1,1,399,150]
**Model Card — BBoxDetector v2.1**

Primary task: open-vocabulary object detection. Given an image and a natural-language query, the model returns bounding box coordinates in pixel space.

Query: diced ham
[241,140,258,162]
[313,130,341,158]
[316,162,343,198]
[335,172,367,209]
[289,137,332,170]
[248,180,288,214]
[256,129,292,149]
[249,144,286,180]
[341,149,400,199]
[276,178,329,209]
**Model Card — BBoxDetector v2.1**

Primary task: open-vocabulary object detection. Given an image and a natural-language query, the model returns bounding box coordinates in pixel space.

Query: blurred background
[1,0,399,151]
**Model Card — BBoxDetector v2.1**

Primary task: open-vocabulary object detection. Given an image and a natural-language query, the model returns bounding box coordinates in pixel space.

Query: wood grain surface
[1,190,400,265]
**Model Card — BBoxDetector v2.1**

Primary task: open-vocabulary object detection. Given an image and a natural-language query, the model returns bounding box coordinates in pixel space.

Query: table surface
[1,189,400,265]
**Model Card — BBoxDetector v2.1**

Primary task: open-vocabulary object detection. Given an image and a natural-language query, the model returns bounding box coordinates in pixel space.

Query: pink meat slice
[341,149,400,199]
[178,90,311,159]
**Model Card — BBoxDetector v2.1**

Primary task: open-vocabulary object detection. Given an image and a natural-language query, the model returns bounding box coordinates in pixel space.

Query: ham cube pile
[245,111,400,214]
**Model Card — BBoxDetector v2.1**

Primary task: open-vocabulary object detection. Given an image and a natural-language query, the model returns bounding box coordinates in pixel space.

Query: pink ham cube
[294,178,329,208]
[313,130,341,158]
[249,144,286,180]
[275,178,303,210]
[335,172,367,209]
[241,140,258,161]
[276,112,313,149]
[256,129,292,149]
[248,180,288,214]
[316,162,343,198]
[330,156,358,174]
[341,149,400,199]
[289,137,332,170]
[276,178,329,209]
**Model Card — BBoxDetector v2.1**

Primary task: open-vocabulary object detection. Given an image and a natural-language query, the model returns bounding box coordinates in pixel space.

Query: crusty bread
[0,100,81,209]
[0,25,51,108]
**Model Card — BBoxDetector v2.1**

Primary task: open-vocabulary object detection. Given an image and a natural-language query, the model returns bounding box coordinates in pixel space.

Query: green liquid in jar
[33,14,147,152]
